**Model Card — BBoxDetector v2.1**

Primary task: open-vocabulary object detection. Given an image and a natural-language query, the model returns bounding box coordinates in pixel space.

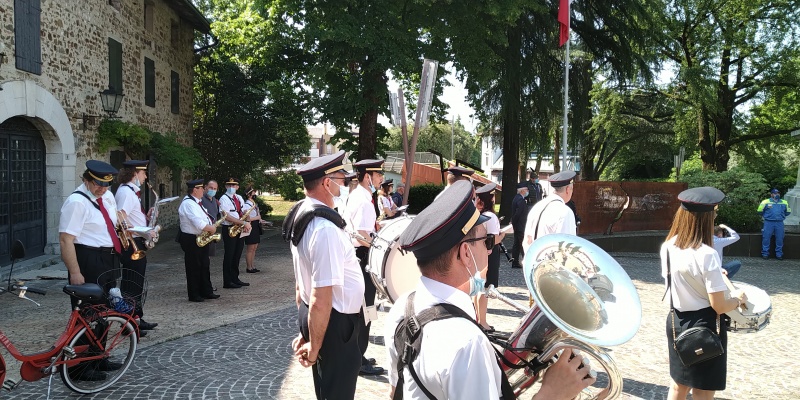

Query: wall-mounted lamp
[83,86,125,130]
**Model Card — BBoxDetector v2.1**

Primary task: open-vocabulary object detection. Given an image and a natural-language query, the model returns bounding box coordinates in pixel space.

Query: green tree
[658,0,800,171]
[382,120,480,166]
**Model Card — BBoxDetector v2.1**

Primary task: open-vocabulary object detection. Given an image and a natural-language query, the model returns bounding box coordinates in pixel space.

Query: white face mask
[339,185,350,200]
[133,177,141,186]
[464,245,486,297]
[226,187,236,196]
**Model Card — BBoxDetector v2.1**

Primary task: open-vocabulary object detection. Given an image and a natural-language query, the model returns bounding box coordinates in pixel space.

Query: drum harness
[392,292,552,400]
[281,201,347,245]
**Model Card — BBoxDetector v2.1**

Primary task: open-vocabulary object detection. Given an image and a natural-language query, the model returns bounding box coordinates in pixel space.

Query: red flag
[558,0,570,47]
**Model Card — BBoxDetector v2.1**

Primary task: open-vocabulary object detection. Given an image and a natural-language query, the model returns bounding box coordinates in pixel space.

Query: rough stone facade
[0,0,209,255]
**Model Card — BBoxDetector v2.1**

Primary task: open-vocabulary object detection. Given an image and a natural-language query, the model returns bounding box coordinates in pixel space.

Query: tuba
[116,210,146,260]
[228,204,256,237]
[196,211,228,247]
[144,182,161,249]
[487,234,641,399]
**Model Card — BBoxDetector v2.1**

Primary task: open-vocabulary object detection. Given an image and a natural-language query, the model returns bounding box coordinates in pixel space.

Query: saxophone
[196,211,228,247]
[144,182,161,249]
[228,204,256,237]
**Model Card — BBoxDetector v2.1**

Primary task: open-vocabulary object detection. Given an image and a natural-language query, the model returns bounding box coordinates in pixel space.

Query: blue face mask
[534,179,539,184]
[465,246,486,297]
[368,176,377,194]
[207,189,217,197]
[774,194,781,201]
[226,187,236,196]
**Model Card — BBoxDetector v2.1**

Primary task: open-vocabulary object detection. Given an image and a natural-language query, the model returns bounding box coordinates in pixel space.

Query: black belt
[74,243,116,254]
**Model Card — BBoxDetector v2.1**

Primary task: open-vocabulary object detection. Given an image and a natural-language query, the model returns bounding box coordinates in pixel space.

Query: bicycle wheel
[59,315,137,394]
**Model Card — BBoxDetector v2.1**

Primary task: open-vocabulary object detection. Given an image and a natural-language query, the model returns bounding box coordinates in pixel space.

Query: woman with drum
[662,187,747,400]
[474,183,504,332]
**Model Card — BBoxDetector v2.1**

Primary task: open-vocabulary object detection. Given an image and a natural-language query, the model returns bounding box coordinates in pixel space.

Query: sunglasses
[461,234,495,250]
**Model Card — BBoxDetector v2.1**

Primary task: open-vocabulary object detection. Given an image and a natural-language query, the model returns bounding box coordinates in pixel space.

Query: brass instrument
[228,204,256,237]
[116,210,146,260]
[488,234,641,399]
[196,211,228,247]
[144,182,161,249]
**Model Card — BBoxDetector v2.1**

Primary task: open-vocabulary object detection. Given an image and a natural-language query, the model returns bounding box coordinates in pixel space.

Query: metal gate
[0,117,46,265]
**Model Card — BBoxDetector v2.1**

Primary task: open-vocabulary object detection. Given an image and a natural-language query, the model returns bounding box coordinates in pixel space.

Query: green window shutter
[144,58,155,107]
[170,71,179,114]
[108,38,123,93]
[14,0,42,75]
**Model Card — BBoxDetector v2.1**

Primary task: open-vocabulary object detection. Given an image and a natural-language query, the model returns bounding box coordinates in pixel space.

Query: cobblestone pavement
[1,232,797,399]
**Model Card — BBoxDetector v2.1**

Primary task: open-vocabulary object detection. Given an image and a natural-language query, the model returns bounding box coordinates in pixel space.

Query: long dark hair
[477,192,495,215]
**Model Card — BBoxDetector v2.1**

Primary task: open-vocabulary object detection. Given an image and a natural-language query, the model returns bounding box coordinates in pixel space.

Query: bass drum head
[368,216,420,303]
[727,280,772,333]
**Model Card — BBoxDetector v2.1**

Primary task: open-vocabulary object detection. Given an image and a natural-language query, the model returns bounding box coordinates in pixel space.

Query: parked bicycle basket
[97,268,148,315]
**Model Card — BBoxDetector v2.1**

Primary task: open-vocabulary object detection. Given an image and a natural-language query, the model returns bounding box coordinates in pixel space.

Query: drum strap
[392,292,516,400]
[281,201,346,246]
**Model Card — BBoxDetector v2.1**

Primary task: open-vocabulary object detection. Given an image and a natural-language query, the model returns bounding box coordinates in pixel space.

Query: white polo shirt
[523,195,576,250]
[343,184,376,242]
[219,193,246,226]
[292,198,365,314]
[115,182,147,230]
[661,237,728,311]
[178,195,213,236]
[386,277,503,399]
[59,183,119,247]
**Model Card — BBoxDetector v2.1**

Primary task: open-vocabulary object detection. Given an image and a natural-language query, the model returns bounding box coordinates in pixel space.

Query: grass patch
[261,195,296,224]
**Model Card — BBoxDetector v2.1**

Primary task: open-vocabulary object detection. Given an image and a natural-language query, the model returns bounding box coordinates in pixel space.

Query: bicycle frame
[0,304,138,385]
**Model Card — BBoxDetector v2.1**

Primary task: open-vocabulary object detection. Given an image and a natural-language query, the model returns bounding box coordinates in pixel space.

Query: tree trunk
[697,106,715,171]
[499,23,523,220]
[357,69,387,160]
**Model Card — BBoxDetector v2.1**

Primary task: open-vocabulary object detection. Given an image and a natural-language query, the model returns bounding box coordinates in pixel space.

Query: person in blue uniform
[757,188,791,260]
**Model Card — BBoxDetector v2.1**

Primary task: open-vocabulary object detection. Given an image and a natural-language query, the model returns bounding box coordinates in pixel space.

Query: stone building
[0,0,210,264]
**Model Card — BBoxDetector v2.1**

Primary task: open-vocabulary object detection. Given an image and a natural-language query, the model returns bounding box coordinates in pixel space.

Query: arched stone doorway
[0,118,46,264]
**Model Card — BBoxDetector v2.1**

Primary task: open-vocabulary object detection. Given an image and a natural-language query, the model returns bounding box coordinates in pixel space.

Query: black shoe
[359,364,385,376]
[762,256,769,260]
[234,281,250,287]
[364,357,377,366]
[69,367,107,381]
[246,268,261,273]
[777,257,783,260]
[204,293,221,299]
[223,282,242,289]
[137,319,158,331]
[189,296,205,302]
[95,358,124,372]
[139,330,148,337]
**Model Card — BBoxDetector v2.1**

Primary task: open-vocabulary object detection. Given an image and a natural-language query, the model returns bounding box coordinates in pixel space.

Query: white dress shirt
[115,182,147,231]
[178,195,213,236]
[343,185,377,240]
[59,183,119,247]
[378,194,395,216]
[219,193,246,225]
[661,237,728,311]
[712,226,740,261]
[483,212,501,236]
[523,195,576,251]
[291,198,365,314]
[386,277,503,399]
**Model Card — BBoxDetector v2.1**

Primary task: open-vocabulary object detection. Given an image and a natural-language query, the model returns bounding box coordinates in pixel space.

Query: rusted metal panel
[572,182,688,235]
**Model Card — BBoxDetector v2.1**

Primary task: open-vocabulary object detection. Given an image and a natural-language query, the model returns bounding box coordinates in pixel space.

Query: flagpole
[561,27,570,171]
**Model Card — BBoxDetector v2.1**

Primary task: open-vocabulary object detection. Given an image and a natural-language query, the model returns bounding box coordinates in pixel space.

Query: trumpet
[196,211,228,247]
[116,210,146,260]
[144,182,161,249]
[228,204,256,237]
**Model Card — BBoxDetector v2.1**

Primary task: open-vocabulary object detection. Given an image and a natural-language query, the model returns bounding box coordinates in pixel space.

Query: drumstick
[721,275,748,311]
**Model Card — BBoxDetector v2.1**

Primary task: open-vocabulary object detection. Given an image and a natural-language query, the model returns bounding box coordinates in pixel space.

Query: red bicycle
[0,241,139,394]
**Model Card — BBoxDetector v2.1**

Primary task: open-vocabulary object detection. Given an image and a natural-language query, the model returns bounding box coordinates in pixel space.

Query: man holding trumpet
[115,160,157,332]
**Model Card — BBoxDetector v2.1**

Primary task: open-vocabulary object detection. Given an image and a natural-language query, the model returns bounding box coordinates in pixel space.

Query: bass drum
[727,280,772,333]
[368,215,419,303]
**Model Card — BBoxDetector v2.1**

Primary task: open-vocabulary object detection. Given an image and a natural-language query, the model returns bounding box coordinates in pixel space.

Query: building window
[170,71,180,114]
[13,0,42,75]
[144,57,155,107]
[170,20,180,48]
[144,1,154,31]
[108,38,123,94]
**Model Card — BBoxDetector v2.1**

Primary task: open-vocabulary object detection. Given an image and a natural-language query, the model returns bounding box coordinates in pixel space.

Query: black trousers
[120,237,147,318]
[71,244,118,309]
[178,232,214,299]
[355,246,375,365]
[221,226,245,284]
[511,232,524,268]
[298,302,360,400]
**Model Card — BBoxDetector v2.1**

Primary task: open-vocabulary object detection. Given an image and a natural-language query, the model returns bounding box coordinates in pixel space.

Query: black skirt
[666,306,729,390]
[244,220,263,245]
[484,244,501,288]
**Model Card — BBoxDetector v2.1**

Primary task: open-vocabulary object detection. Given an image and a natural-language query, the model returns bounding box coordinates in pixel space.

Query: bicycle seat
[63,283,105,303]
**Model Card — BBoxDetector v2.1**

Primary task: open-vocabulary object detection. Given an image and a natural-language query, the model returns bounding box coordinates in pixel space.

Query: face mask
[774,194,781,201]
[207,189,217,197]
[133,177,141,186]
[339,185,350,200]
[464,245,486,297]
[226,188,236,196]
[534,179,539,183]
[326,178,343,202]
[368,175,376,194]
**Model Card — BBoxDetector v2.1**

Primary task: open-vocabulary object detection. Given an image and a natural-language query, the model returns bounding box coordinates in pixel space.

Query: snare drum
[367,215,420,303]
[727,281,772,333]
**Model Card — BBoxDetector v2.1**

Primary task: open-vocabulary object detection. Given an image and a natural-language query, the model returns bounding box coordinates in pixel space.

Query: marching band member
[201,180,221,257]
[219,178,251,289]
[343,159,386,376]
[523,170,578,250]
[289,151,365,399]
[59,160,125,380]
[243,187,263,273]
[386,180,593,400]
[378,179,396,219]
[177,179,219,302]
[474,182,503,332]
[114,160,157,332]
[434,166,474,200]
